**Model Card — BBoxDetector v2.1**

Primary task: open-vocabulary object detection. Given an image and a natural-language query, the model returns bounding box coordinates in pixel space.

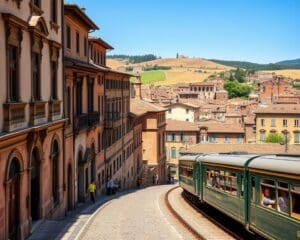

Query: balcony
[104,112,121,128]
[3,102,27,132]
[29,101,47,126]
[48,100,62,122]
[88,112,100,127]
[74,114,88,132]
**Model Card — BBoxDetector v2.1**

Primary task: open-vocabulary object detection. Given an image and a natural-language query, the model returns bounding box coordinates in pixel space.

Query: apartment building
[131,78,167,183]
[165,119,200,176]
[255,104,300,144]
[0,1,64,239]
[166,102,200,122]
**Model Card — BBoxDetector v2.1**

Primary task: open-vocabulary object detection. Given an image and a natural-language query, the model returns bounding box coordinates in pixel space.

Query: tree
[224,80,252,99]
[265,133,284,143]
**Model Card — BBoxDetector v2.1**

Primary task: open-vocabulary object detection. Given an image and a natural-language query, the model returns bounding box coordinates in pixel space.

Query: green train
[179,153,300,240]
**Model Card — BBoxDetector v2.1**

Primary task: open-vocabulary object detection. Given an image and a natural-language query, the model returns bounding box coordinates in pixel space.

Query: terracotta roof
[182,143,300,155]
[64,4,99,30]
[130,99,166,116]
[166,119,199,132]
[89,36,114,50]
[199,120,244,133]
[244,116,255,125]
[166,102,200,109]
[255,104,300,114]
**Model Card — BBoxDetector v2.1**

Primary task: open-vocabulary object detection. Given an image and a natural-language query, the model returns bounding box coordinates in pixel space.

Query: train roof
[199,153,258,167]
[179,154,204,162]
[248,155,300,176]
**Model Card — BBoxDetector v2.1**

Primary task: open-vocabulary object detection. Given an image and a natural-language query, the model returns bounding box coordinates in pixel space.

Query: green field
[141,71,166,84]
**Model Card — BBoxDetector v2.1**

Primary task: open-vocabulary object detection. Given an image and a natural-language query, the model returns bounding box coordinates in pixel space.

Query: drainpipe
[61,0,67,215]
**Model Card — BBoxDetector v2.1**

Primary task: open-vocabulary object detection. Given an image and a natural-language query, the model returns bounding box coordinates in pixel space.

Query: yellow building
[255,104,300,144]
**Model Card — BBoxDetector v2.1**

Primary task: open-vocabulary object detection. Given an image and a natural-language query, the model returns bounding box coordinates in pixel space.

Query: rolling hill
[210,58,300,70]
[107,57,231,86]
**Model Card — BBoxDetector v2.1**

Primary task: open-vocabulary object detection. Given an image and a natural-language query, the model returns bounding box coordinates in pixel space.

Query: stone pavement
[78,185,185,240]
[28,189,137,240]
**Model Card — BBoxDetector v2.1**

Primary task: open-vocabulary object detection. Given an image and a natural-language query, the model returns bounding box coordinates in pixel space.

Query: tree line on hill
[107,54,159,64]
[210,59,300,70]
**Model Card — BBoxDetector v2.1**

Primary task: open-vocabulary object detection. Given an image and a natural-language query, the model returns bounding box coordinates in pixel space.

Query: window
[76,79,83,115]
[260,119,265,127]
[186,118,189,122]
[260,178,276,209]
[277,182,289,214]
[283,119,288,127]
[32,0,40,8]
[250,176,256,202]
[206,169,237,196]
[224,135,229,143]
[8,45,19,102]
[260,132,266,142]
[179,163,193,178]
[171,147,176,158]
[237,135,242,143]
[295,133,300,144]
[180,133,184,142]
[51,61,57,99]
[291,184,300,219]
[76,32,80,53]
[51,0,57,23]
[66,26,71,49]
[171,133,176,141]
[88,78,94,113]
[32,52,41,100]
[186,108,189,114]
[209,135,217,143]
[295,119,299,127]
[84,37,87,56]
[271,118,276,127]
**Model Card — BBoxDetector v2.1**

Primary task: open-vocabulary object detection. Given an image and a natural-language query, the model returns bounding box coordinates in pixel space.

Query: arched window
[9,157,20,179]
[52,140,59,205]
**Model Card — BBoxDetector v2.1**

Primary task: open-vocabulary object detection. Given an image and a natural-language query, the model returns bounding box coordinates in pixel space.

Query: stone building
[166,102,200,122]
[64,4,101,205]
[131,78,167,183]
[255,104,300,144]
[165,119,200,176]
[0,1,64,239]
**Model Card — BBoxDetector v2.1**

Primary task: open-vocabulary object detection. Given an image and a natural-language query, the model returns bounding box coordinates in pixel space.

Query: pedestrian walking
[155,173,159,185]
[88,181,96,204]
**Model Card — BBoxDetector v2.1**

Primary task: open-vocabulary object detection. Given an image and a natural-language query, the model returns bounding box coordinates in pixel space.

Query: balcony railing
[3,102,27,132]
[48,100,61,122]
[74,114,88,132]
[88,112,100,127]
[104,112,121,129]
[30,101,47,126]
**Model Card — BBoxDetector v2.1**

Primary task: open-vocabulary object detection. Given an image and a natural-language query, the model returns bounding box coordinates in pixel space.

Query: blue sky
[72,0,300,63]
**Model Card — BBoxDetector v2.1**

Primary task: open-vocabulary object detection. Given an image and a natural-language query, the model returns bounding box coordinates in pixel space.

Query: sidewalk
[28,189,136,240]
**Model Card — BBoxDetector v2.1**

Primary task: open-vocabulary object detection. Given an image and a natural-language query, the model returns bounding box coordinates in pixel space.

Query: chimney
[133,75,142,100]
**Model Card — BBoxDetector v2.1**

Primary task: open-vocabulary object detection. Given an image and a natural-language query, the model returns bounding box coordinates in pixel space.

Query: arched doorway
[7,157,21,240]
[90,143,96,182]
[67,165,72,211]
[51,140,59,206]
[77,150,84,203]
[31,148,40,222]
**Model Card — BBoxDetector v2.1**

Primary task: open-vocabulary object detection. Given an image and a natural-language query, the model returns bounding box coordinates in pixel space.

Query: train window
[224,172,237,196]
[291,184,300,219]
[206,169,220,188]
[261,178,276,209]
[250,176,256,202]
[277,181,289,214]
[206,169,213,187]
[240,175,244,197]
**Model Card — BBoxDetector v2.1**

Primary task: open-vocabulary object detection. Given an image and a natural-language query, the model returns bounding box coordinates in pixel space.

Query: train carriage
[199,154,259,224]
[248,155,300,240]
[178,155,201,196]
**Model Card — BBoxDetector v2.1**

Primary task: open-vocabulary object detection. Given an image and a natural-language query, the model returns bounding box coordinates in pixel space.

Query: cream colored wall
[0,1,63,132]
[142,131,158,165]
[256,114,300,144]
[166,106,195,122]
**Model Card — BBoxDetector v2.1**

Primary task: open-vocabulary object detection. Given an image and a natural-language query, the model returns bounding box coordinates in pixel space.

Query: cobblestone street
[78,185,186,240]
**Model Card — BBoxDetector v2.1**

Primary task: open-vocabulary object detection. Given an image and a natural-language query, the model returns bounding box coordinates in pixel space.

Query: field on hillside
[265,69,300,79]
[141,71,166,84]
[107,57,232,86]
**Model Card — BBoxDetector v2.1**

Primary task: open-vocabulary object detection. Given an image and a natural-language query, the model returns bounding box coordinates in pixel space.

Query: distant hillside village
[130,69,300,176]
